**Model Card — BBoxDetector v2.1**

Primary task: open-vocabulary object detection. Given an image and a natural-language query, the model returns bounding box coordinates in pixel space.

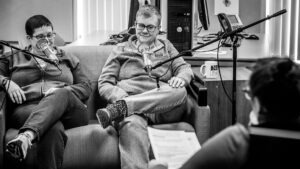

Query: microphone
[36,39,59,65]
[142,51,153,76]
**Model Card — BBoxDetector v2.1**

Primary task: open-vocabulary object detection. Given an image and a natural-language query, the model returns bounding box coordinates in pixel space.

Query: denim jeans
[6,88,89,169]
[119,85,188,169]
[124,84,187,123]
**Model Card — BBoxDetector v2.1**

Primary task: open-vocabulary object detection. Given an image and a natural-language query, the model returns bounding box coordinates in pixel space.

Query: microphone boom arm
[152,9,287,70]
[0,40,58,65]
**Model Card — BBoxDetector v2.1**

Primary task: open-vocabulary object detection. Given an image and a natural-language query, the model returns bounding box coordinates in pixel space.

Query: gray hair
[136,5,161,26]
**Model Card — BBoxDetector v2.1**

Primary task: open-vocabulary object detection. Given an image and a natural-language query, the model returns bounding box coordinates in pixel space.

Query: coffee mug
[200,61,218,78]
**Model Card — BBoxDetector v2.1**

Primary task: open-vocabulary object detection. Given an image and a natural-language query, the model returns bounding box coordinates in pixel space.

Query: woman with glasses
[96,4,193,169]
[0,15,91,169]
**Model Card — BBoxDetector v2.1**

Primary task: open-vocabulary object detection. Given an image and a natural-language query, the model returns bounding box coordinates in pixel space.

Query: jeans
[124,84,187,123]
[119,85,188,169]
[7,88,89,169]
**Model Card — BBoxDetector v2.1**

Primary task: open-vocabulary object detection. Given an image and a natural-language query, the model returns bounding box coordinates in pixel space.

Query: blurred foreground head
[248,57,300,122]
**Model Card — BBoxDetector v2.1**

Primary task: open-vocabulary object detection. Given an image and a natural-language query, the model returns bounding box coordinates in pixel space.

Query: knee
[176,87,187,98]
[52,88,73,98]
[87,125,118,143]
[162,85,187,99]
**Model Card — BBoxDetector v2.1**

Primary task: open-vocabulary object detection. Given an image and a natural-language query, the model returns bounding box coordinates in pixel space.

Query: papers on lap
[147,127,201,169]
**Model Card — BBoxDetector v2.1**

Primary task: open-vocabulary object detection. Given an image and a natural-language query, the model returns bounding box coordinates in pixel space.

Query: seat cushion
[63,124,120,169]
[5,125,120,169]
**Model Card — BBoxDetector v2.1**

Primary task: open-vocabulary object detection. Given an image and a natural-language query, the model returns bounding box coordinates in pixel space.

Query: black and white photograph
[1,0,299,169]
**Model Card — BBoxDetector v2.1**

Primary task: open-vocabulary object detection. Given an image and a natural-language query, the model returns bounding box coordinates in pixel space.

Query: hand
[6,80,26,104]
[44,88,59,97]
[168,77,185,88]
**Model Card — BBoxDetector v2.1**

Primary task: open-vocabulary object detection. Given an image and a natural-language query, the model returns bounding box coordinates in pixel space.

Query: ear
[19,35,32,49]
[249,97,261,125]
[26,35,31,39]
[252,97,261,114]
[157,25,161,31]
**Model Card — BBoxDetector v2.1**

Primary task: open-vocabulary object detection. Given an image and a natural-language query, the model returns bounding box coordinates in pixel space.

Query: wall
[0,0,73,42]
[202,0,266,34]
[0,0,265,43]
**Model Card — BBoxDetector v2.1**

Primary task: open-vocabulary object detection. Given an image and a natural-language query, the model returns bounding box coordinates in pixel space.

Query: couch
[0,45,210,169]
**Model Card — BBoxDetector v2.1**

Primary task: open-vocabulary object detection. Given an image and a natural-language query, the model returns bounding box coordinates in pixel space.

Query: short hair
[136,5,161,26]
[249,57,300,119]
[25,15,53,36]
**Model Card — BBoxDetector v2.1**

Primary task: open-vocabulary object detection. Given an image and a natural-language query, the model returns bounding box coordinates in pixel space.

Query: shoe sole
[6,140,24,161]
[96,109,111,128]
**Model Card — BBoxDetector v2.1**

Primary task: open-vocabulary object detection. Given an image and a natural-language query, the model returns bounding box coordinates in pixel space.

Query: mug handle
[200,64,207,77]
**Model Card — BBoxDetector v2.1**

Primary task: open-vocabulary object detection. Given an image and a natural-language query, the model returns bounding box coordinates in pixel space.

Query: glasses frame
[135,23,158,33]
[32,32,56,40]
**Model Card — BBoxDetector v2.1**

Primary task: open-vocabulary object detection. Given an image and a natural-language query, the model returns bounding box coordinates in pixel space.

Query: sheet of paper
[148,127,201,169]
[215,0,239,15]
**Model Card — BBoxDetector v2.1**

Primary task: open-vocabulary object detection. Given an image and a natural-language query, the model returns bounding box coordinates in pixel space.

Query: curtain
[74,0,131,40]
[266,0,300,61]
[128,0,140,28]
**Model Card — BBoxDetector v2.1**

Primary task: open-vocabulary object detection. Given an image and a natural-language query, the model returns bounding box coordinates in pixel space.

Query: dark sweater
[0,48,91,102]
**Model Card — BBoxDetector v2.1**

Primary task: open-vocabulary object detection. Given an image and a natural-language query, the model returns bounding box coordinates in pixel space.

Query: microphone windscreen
[36,39,49,50]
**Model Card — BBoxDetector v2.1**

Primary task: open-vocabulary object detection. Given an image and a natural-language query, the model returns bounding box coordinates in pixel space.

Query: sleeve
[166,40,194,85]
[180,124,250,169]
[63,52,92,101]
[0,54,10,90]
[98,47,129,103]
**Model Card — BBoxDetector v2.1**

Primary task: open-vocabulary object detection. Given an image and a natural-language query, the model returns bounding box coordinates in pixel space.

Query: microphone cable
[216,32,233,103]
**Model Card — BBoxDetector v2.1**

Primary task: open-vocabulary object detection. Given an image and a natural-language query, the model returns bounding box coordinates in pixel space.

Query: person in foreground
[0,15,91,169]
[151,57,300,169]
[96,4,194,169]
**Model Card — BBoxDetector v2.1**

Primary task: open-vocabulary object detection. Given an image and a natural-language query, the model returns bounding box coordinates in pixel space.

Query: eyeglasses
[32,32,56,40]
[135,23,158,32]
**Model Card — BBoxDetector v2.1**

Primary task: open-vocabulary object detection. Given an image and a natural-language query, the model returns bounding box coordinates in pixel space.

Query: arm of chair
[0,91,7,168]
[184,78,211,145]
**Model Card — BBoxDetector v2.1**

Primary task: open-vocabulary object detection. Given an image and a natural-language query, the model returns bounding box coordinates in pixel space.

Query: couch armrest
[186,73,208,107]
[192,105,210,144]
[0,91,7,168]
[184,76,210,144]
[183,95,210,145]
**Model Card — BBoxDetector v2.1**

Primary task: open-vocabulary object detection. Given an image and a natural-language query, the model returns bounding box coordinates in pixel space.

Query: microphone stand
[0,40,58,66]
[152,9,287,124]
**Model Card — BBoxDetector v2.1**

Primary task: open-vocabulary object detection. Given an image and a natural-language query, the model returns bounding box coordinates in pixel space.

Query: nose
[142,27,148,33]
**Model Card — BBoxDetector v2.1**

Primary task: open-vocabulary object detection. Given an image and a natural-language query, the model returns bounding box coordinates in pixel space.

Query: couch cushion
[60,45,115,120]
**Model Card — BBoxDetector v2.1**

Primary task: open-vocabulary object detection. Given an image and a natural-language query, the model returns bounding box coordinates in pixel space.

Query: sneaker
[96,100,128,128]
[6,133,32,161]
